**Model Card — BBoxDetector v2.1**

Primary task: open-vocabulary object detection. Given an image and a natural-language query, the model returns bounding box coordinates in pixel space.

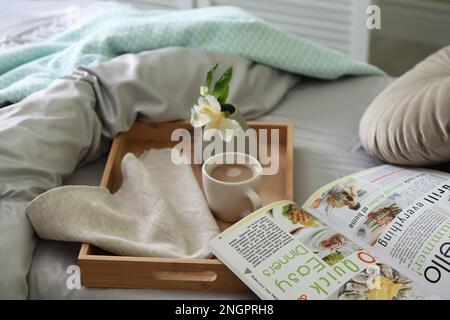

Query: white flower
[190,95,241,141]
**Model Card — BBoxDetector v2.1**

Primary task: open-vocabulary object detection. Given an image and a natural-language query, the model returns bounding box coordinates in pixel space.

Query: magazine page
[209,200,434,300]
[303,165,450,299]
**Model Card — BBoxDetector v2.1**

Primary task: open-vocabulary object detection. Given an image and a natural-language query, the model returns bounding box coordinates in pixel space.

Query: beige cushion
[360,46,450,165]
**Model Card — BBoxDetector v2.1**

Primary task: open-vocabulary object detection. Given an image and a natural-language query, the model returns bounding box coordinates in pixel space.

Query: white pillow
[360,45,450,165]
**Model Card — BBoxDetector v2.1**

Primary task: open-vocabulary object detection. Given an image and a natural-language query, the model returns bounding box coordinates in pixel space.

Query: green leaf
[217,85,229,105]
[212,67,233,104]
[206,64,218,89]
[282,204,291,216]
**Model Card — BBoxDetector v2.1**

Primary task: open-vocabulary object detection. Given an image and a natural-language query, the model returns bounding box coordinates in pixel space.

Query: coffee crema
[210,164,254,183]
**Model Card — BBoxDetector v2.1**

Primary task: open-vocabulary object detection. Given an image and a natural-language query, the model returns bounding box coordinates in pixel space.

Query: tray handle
[151,270,217,282]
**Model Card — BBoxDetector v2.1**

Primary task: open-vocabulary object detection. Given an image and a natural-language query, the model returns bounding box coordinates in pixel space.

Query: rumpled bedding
[0,0,100,52]
[0,3,383,105]
[27,75,391,300]
[0,5,386,300]
[0,47,299,299]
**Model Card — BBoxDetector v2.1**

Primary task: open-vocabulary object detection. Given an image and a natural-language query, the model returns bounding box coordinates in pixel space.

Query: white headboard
[197,0,370,61]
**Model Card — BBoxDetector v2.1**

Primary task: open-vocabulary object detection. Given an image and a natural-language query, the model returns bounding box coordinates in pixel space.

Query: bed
[0,1,391,299]
[25,74,389,299]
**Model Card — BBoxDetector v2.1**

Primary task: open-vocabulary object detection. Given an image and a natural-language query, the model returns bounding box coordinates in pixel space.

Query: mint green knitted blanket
[0,4,383,105]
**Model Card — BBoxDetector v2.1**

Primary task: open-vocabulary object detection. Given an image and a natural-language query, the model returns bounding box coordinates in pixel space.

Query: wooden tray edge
[78,120,294,291]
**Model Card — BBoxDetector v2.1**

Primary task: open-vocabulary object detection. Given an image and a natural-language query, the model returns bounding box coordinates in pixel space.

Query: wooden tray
[78,120,293,292]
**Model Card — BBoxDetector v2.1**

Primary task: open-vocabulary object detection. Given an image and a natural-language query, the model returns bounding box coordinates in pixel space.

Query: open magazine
[208,165,450,300]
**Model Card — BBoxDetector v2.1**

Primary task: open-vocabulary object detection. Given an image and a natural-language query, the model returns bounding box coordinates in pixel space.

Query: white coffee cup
[202,152,263,222]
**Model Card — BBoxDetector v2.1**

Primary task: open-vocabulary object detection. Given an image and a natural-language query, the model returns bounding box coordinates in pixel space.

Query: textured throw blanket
[0,4,383,105]
[26,150,220,259]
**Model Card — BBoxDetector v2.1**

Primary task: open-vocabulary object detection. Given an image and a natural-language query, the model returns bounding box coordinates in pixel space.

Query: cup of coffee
[202,152,263,222]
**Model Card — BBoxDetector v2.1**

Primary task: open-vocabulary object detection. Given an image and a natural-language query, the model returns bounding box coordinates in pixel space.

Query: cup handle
[244,189,262,214]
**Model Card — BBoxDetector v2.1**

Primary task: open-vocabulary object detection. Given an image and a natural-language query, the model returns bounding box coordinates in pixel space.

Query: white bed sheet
[0,1,174,51]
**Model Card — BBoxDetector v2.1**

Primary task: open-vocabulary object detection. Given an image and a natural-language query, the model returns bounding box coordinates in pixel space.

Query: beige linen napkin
[26,149,220,258]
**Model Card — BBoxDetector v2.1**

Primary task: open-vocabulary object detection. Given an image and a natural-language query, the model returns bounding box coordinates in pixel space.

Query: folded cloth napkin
[26,149,220,259]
